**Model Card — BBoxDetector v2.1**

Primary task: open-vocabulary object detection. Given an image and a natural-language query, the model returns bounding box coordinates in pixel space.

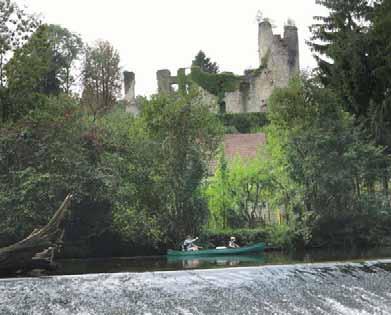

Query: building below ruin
[124,19,299,114]
[209,133,267,173]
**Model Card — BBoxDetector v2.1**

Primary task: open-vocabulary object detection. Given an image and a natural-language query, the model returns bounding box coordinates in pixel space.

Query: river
[1,248,391,314]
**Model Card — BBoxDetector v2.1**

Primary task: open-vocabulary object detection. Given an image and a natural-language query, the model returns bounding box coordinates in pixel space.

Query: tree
[309,0,373,116]
[141,91,223,242]
[268,77,390,246]
[43,24,83,94]
[309,0,391,134]
[4,24,51,120]
[309,0,391,192]
[102,91,223,246]
[367,0,391,150]
[81,40,121,120]
[204,151,233,229]
[0,0,39,88]
[206,154,275,229]
[0,95,113,249]
[3,24,82,121]
[192,50,219,73]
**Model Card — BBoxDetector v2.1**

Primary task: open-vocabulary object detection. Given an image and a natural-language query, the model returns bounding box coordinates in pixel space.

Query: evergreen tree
[309,0,374,117]
[192,50,219,73]
[309,0,391,190]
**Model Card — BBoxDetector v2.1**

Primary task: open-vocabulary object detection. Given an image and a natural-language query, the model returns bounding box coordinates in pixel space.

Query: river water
[1,248,391,314]
[53,246,391,275]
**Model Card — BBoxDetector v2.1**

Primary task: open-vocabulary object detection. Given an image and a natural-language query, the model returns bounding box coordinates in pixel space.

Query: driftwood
[0,194,72,275]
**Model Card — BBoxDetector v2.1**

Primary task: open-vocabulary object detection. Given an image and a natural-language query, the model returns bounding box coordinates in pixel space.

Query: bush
[200,228,268,247]
[265,224,297,249]
[311,194,391,248]
[0,95,112,248]
[219,112,269,133]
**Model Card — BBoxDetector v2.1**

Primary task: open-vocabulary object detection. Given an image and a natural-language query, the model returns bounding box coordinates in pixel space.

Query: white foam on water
[2,259,391,314]
[321,297,373,315]
[175,306,195,315]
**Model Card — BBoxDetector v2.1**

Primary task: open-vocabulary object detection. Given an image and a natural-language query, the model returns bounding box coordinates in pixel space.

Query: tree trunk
[0,194,73,276]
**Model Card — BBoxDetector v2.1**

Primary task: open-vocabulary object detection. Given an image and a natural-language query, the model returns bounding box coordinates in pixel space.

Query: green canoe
[167,242,265,257]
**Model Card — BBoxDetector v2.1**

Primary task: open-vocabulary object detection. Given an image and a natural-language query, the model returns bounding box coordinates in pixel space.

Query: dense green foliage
[190,67,241,106]
[310,0,391,156]
[0,96,111,248]
[0,91,222,255]
[268,78,391,246]
[205,155,276,229]
[206,77,391,248]
[201,228,268,247]
[7,24,82,96]
[105,91,222,248]
[1,23,82,122]
[219,112,269,133]
[302,0,391,245]
[201,225,304,250]
[0,0,39,88]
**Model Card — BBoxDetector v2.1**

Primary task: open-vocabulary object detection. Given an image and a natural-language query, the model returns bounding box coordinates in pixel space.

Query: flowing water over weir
[1,260,391,314]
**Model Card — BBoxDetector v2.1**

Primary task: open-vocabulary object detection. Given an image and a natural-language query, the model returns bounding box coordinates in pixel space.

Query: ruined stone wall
[156,69,173,94]
[246,70,273,113]
[203,20,300,114]
[225,90,243,113]
[198,87,219,113]
[124,20,300,115]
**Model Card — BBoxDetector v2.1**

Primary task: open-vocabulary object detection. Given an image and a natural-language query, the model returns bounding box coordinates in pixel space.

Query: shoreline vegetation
[1,0,391,275]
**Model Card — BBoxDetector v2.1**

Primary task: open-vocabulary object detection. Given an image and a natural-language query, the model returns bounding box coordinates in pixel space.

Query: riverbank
[1,259,391,314]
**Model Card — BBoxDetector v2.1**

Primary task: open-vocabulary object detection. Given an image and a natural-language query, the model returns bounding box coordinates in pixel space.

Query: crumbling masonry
[124,20,299,113]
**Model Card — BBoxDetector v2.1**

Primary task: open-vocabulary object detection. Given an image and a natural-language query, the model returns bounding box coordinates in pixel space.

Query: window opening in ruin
[219,101,226,114]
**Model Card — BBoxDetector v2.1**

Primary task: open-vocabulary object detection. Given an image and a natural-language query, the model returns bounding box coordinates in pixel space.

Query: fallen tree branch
[0,194,73,275]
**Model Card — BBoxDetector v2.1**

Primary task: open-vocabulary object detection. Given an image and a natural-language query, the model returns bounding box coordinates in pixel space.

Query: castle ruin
[124,20,299,114]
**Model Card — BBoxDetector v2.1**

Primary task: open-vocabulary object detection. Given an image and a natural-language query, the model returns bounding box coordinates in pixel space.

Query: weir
[1,260,391,314]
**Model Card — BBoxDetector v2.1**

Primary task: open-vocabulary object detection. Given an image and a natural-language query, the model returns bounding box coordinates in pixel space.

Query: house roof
[224,133,266,159]
[208,133,267,174]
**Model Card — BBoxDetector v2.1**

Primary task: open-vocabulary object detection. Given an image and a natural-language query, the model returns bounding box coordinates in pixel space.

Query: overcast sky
[15,0,327,96]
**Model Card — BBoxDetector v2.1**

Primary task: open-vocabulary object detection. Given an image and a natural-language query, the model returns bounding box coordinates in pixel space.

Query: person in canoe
[182,235,200,252]
[228,236,240,248]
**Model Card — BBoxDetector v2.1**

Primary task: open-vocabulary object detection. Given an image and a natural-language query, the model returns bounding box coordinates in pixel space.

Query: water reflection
[167,254,265,269]
[45,246,391,277]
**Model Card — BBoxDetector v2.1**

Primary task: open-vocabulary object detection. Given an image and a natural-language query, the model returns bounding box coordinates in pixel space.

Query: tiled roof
[224,133,266,159]
[208,133,266,174]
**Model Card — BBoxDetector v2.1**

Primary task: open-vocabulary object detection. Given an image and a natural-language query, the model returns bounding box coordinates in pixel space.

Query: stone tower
[258,20,299,87]
[124,71,135,101]
[258,21,274,66]
[123,71,138,115]
[284,24,300,75]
